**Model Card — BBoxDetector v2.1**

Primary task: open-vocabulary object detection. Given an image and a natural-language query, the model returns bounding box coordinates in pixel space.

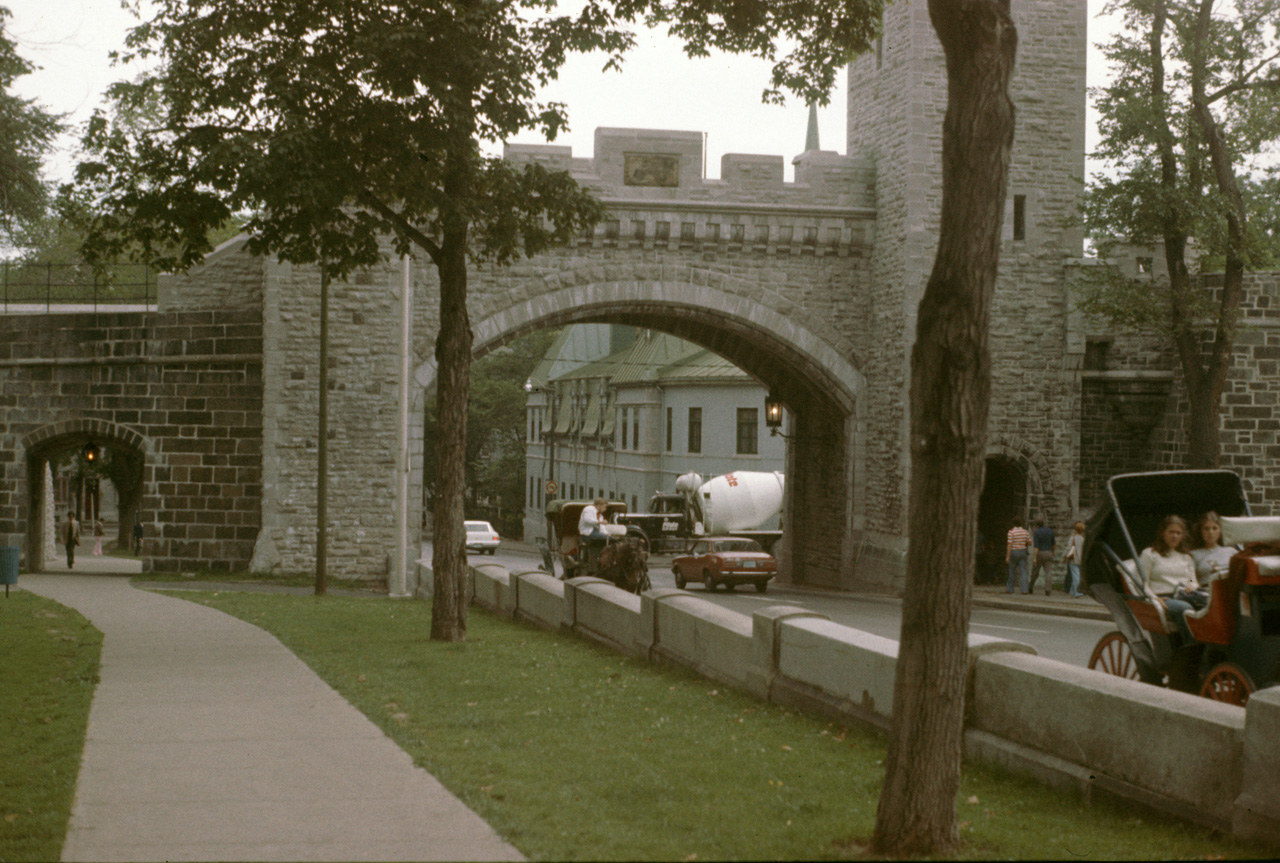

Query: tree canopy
[0,5,62,247]
[1082,0,1280,466]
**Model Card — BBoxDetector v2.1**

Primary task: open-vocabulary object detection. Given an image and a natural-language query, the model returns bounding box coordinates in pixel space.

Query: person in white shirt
[579,498,608,539]
[1190,511,1236,584]
[1138,515,1200,641]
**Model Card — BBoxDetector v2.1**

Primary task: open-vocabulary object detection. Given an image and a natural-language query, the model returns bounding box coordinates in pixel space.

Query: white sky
[6,0,1117,186]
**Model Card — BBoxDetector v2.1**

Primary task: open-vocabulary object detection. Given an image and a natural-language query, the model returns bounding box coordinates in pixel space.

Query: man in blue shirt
[1029,519,1056,595]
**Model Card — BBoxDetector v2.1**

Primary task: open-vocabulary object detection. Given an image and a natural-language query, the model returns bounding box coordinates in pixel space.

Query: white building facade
[522,325,785,543]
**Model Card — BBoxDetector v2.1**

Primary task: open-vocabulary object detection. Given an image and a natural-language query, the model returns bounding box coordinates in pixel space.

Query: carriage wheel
[1199,663,1255,706]
[1088,631,1140,680]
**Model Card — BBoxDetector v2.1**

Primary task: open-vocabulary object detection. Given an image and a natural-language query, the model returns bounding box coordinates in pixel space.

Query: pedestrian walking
[64,511,81,569]
[1063,521,1085,597]
[93,518,105,556]
[1029,519,1056,595]
[1006,517,1031,595]
[133,519,144,555]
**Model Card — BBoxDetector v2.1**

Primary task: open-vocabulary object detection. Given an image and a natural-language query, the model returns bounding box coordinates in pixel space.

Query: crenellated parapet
[505,127,875,258]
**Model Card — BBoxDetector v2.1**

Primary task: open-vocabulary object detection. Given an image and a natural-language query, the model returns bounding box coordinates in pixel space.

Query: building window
[632,494,638,512]
[1013,194,1026,241]
[666,407,673,452]
[632,409,640,450]
[737,408,759,455]
[688,407,702,454]
[1137,256,1154,274]
[620,408,628,449]
[529,476,534,507]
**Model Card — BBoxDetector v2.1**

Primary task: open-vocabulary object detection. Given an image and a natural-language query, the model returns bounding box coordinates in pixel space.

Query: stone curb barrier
[419,558,1277,849]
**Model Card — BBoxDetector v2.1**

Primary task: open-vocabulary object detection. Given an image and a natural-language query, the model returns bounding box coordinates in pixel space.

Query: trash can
[1,546,19,596]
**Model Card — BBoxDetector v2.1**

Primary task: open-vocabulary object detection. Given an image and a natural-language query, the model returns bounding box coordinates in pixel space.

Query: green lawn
[0,592,102,863]
[170,590,1266,861]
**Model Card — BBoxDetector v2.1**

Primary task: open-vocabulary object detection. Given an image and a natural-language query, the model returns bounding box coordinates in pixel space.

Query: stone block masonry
[0,310,263,573]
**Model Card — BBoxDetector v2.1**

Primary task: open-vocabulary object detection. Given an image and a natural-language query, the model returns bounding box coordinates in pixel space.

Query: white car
[464,520,501,555]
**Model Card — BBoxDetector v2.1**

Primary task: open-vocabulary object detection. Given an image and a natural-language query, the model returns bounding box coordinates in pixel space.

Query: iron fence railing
[2,261,157,313]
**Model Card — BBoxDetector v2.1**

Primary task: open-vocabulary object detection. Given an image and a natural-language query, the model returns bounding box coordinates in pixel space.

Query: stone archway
[21,419,151,572]
[413,279,869,588]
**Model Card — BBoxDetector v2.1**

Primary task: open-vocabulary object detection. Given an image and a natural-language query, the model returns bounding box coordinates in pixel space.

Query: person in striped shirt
[1006,517,1032,594]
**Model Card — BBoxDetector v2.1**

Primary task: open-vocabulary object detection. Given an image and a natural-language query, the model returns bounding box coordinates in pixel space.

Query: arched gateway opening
[21,420,149,572]
[415,279,867,589]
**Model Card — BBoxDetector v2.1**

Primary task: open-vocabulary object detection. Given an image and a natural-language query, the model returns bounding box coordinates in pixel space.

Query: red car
[672,537,777,593]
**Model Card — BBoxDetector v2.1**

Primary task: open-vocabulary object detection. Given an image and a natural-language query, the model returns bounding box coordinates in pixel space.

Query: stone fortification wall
[0,311,262,571]
[846,0,1088,580]
[182,127,880,583]
[1074,271,1280,513]
[158,236,264,312]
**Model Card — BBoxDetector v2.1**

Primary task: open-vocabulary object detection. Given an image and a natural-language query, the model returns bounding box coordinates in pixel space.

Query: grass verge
[0,592,102,862]
[168,589,1266,861]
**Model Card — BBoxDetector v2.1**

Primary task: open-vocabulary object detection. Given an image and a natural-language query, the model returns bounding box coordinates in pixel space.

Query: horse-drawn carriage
[1084,470,1280,705]
[538,499,652,594]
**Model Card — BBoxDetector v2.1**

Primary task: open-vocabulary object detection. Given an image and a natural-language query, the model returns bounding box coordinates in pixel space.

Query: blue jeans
[1163,596,1195,641]
[1066,562,1081,596]
[1006,549,1029,594]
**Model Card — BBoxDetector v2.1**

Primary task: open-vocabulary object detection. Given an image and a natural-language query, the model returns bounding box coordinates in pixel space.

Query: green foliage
[0,592,102,862]
[178,590,1271,860]
[70,0,631,277]
[612,0,884,105]
[0,6,63,246]
[1083,0,1280,323]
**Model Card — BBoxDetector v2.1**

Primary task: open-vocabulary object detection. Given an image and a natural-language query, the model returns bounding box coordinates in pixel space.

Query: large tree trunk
[430,217,473,642]
[872,1,1017,856]
[1180,0,1246,470]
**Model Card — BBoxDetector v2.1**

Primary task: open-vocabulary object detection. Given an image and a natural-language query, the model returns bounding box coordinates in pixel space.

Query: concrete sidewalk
[22,575,523,863]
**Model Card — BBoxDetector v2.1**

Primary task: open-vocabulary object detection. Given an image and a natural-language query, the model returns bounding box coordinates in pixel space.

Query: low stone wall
[444,559,1275,848]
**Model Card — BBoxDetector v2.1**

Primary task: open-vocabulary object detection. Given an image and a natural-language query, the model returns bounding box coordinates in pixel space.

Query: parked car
[672,537,776,593]
[464,520,501,555]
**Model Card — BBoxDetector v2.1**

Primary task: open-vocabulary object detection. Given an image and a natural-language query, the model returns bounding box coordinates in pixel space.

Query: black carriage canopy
[1082,470,1251,591]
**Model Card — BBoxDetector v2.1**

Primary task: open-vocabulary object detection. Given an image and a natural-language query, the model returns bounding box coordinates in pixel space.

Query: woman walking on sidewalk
[1063,521,1085,597]
[93,518,105,556]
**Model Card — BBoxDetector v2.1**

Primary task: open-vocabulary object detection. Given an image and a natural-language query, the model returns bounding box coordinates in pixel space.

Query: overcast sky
[7,0,1115,186]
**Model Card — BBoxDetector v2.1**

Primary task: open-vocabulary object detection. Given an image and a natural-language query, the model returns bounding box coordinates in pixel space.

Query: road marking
[972,623,1047,634]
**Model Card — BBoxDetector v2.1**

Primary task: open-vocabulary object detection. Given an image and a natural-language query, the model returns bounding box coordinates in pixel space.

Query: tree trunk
[872,1,1017,856]
[430,218,473,642]
[1180,0,1246,470]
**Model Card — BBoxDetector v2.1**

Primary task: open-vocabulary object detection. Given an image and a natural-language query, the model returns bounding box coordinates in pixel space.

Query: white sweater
[1138,547,1198,596]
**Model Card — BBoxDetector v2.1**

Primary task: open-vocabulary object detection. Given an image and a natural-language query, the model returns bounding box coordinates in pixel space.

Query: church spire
[804,104,820,152]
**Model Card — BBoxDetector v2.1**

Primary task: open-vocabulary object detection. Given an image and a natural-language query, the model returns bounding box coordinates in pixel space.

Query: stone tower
[846,0,1089,584]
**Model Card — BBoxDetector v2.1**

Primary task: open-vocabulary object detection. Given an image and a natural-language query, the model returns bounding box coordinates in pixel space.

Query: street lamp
[524,379,556,501]
[83,440,100,464]
[765,393,785,436]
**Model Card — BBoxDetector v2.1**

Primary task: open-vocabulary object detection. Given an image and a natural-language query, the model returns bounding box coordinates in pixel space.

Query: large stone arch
[413,278,870,588]
[20,419,154,572]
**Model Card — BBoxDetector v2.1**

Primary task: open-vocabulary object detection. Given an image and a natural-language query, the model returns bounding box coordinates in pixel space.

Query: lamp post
[765,393,785,437]
[525,378,556,501]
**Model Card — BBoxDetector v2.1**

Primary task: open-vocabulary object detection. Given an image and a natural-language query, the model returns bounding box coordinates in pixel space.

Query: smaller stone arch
[20,419,153,572]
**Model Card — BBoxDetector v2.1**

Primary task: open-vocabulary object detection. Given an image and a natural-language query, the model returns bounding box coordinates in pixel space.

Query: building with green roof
[522,325,784,542]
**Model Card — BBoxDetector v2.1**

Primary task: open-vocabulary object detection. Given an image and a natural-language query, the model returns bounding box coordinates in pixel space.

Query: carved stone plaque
[623,153,680,187]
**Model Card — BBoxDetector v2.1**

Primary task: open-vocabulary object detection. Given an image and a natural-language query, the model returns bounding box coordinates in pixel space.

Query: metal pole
[316,270,329,595]
[392,254,413,597]
[46,262,51,312]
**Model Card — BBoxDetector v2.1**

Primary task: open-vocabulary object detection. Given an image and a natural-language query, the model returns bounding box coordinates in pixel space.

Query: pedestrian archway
[22,420,149,572]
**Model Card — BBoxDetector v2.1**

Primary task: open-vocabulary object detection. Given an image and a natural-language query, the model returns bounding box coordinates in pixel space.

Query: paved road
[445,541,1115,669]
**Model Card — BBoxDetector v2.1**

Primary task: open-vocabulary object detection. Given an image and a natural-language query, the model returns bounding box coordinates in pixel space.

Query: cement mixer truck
[617,471,784,553]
